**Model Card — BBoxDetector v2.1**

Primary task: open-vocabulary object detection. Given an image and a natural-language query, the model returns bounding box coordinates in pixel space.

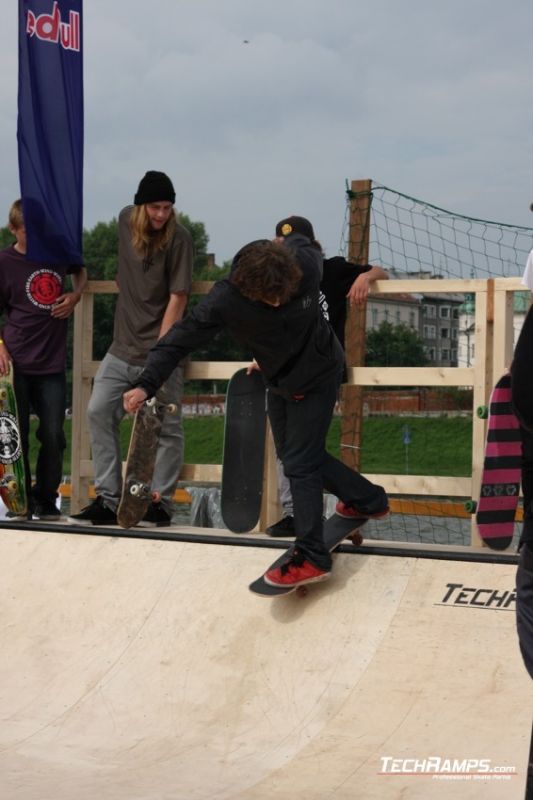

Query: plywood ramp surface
[0,530,530,799]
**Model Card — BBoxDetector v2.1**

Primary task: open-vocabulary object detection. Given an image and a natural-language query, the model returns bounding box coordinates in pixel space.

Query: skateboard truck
[146,397,178,415]
[128,481,162,502]
[129,481,151,499]
[0,475,18,495]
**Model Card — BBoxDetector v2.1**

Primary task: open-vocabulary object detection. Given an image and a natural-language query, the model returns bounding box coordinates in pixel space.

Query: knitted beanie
[134,171,176,205]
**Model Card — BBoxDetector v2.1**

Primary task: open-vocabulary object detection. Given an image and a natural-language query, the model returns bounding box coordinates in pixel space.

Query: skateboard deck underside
[0,374,27,515]
[221,369,266,533]
[476,375,521,550]
[249,514,366,597]
[117,401,165,529]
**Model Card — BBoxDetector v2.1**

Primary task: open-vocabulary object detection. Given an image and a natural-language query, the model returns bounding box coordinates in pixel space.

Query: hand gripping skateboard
[117,396,177,529]
[221,368,267,533]
[0,366,27,517]
[472,373,522,550]
[249,513,366,597]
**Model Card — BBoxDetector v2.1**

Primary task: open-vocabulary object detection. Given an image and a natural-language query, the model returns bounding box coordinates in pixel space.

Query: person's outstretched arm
[346,265,388,306]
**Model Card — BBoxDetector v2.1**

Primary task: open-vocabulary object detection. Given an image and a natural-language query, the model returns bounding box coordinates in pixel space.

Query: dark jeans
[267,373,387,570]
[521,425,533,519]
[516,543,533,680]
[14,371,66,507]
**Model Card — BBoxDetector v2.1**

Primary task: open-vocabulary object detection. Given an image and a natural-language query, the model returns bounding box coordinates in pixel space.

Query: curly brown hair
[231,241,302,305]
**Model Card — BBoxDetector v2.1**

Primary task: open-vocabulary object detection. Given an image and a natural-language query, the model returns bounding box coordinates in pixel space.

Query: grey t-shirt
[109,206,193,365]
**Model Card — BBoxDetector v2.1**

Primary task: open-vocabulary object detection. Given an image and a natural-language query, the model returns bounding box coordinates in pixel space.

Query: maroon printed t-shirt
[0,245,80,374]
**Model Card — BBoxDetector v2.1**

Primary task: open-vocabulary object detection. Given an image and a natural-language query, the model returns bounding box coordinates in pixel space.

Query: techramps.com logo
[379,756,517,782]
[437,581,516,610]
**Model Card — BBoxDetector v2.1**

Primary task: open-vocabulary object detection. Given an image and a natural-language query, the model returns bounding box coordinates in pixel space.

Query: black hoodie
[135,233,344,399]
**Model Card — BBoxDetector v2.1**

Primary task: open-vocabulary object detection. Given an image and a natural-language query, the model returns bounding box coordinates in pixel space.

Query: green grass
[183,416,225,463]
[328,416,472,476]
[29,414,472,478]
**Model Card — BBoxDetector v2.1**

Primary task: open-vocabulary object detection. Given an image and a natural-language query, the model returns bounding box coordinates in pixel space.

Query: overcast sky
[1,1,533,263]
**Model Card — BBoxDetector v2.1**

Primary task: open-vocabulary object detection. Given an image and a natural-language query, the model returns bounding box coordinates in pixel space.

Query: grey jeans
[87,352,185,513]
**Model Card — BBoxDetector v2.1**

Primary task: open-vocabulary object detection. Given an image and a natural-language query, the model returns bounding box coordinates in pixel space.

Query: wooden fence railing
[70,275,524,546]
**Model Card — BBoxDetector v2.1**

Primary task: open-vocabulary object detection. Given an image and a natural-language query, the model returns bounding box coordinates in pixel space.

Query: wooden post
[259,423,281,532]
[70,290,94,513]
[341,179,372,471]
[492,278,515,377]
[469,285,491,547]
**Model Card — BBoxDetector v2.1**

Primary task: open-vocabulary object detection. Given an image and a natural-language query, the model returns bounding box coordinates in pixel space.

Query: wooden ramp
[0,529,530,799]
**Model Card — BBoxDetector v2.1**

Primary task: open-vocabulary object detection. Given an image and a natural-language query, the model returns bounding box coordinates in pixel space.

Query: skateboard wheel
[130,483,149,498]
[476,405,488,419]
[166,404,178,414]
[146,397,157,408]
[464,499,477,513]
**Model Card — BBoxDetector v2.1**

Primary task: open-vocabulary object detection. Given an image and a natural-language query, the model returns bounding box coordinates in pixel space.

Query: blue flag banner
[17,0,83,264]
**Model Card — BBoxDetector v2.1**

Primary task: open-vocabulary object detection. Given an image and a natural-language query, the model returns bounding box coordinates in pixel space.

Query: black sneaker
[266,515,295,537]
[69,496,117,526]
[138,502,172,528]
[34,501,61,521]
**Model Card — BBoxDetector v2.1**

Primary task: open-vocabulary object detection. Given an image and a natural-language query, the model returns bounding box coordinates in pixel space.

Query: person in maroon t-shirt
[0,200,87,520]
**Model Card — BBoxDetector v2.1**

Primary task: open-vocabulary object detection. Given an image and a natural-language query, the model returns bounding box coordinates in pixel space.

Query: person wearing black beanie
[134,171,176,206]
[70,172,193,528]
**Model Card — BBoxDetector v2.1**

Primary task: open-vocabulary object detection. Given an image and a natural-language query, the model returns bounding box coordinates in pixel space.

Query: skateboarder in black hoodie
[123,223,388,588]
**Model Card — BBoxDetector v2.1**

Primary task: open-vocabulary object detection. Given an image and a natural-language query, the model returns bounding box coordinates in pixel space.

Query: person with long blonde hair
[70,171,193,526]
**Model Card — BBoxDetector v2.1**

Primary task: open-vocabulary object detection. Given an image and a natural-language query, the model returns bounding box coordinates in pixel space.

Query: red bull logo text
[26,2,80,52]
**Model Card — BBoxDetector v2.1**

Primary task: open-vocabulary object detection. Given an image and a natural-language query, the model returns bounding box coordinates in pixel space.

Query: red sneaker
[264,550,331,588]
[335,500,390,520]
